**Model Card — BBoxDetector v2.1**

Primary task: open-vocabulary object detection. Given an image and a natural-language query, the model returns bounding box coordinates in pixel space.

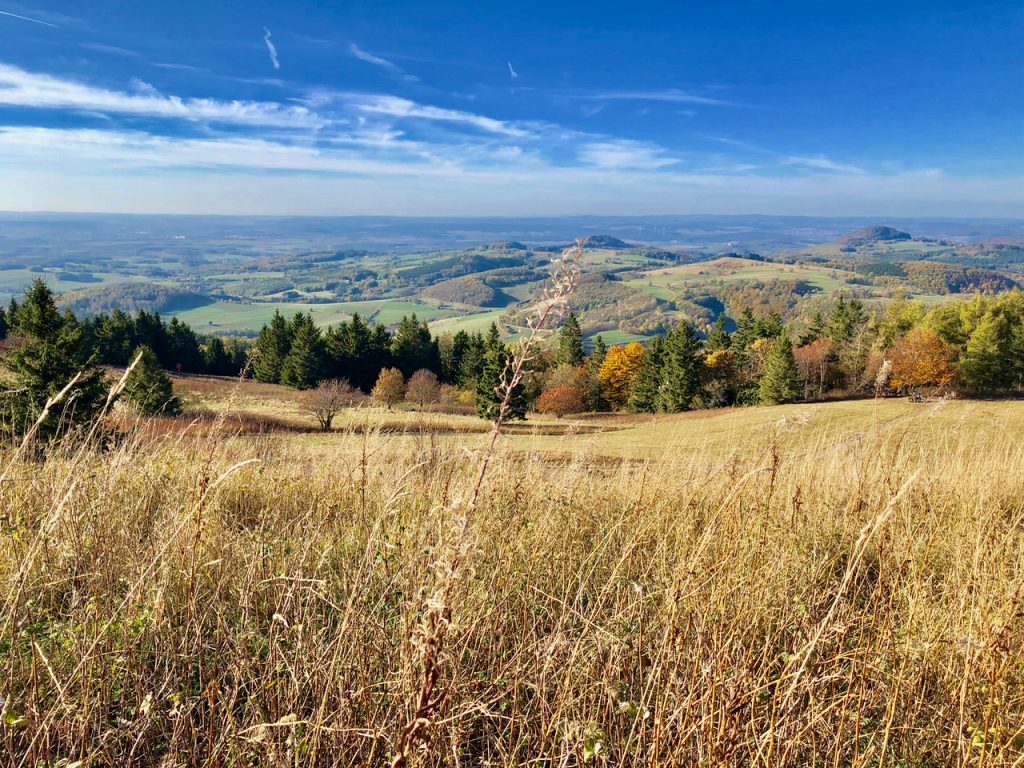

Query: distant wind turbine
[507,61,518,79]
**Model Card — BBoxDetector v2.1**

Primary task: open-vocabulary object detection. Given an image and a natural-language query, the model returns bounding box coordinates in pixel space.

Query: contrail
[263,26,280,70]
[0,9,58,27]
[507,61,518,79]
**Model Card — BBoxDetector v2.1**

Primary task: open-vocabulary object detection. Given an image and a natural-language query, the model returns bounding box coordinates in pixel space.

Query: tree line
[7,276,1024,443]
[536,291,1024,416]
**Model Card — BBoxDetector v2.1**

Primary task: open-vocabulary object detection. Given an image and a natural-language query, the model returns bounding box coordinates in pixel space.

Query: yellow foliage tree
[888,328,956,393]
[598,342,645,410]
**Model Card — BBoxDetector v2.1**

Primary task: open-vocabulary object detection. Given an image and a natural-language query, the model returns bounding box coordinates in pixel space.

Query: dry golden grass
[2,396,1024,766]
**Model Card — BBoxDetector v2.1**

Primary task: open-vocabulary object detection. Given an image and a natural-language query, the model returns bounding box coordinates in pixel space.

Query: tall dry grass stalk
[390,240,580,767]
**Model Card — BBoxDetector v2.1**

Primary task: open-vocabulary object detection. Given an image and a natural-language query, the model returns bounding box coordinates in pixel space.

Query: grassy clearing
[631,257,863,296]
[169,298,450,333]
[0,269,145,298]
[3,392,1024,766]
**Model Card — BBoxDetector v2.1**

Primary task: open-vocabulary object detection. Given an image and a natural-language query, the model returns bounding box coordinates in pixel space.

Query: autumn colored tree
[794,338,837,400]
[598,342,645,411]
[405,368,440,407]
[371,367,405,410]
[888,328,956,394]
[536,385,585,417]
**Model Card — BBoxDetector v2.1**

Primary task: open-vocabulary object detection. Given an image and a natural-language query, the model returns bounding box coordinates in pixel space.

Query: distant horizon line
[2,211,1024,222]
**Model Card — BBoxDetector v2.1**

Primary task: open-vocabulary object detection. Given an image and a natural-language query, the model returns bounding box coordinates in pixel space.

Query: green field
[628,256,862,297]
[428,308,507,336]
[170,298,450,333]
[0,268,146,298]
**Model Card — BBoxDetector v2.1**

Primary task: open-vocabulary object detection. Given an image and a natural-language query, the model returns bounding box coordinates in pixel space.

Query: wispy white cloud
[578,140,680,170]
[586,89,737,107]
[0,63,319,127]
[507,61,518,79]
[263,27,280,70]
[783,155,866,174]
[0,8,57,27]
[707,136,866,175]
[345,93,530,137]
[350,44,418,82]
[80,42,140,57]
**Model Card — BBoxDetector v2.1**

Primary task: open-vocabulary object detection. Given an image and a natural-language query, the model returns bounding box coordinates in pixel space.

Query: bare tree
[405,368,440,409]
[302,378,359,431]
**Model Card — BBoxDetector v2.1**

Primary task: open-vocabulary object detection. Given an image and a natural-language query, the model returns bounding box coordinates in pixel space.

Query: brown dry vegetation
[2,395,1024,766]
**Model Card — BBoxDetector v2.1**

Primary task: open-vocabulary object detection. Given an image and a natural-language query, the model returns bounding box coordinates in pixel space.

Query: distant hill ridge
[839,225,913,247]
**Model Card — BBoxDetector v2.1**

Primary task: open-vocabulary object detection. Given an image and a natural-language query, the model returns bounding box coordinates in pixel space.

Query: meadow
[169,299,451,335]
[3,381,1024,766]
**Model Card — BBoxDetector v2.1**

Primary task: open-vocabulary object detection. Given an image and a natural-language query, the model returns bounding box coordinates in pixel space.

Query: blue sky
[0,0,1021,216]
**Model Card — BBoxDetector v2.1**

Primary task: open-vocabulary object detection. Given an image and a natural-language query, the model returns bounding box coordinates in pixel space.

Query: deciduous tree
[303,378,359,431]
[372,367,405,410]
[405,368,441,407]
[536,385,584,417]
[598,342,645,411]
[888,328,956,394]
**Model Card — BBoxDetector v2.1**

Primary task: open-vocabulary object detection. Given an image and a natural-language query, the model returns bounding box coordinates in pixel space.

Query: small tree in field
[405,368,440,408]
[122,346,181,416]
[536,385,584,417]
[372,367,405,410]
[303,378,358,431]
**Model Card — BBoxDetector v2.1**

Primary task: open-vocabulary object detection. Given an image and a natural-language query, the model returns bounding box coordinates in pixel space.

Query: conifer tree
[165,317,204,373]
[799,312,826,346]
[658,322,702,412]
[1,279,108,441]
[475,324,526,421]
[457,331,486,389]
[280,314,323,390]
[758,336,801,405]
[584,335,609,411]
[390,314,438,377]
[732,308,757,350]
[202,336,230,376]
[705,315,731,352]
[588,335,608,370]
[628,335,664,413]
[122,345,181,415]
[253,310,292,384]
[441,330,470,384]
[557,312,585,367]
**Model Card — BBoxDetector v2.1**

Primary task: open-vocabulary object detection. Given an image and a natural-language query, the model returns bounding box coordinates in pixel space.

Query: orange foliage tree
[598,342,645,410]
[888,328,956,393]
[535,385,585,417]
